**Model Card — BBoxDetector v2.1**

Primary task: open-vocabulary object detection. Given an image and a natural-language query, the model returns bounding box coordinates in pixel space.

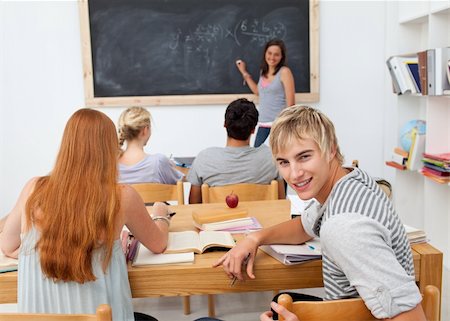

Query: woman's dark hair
[260,39,287,77]
[225,98,259,140]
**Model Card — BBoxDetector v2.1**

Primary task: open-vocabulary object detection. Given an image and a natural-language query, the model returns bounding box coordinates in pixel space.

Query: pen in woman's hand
[230,253,251,286]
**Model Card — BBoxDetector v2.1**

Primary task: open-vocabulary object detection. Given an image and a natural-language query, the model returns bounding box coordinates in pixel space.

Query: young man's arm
[188,185,202,204]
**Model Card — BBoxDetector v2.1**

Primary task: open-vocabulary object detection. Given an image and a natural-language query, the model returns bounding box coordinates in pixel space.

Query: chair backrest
[278,285,440,321]
[201,180,279,203]
[0,304,112,321]
[131,181,184,205]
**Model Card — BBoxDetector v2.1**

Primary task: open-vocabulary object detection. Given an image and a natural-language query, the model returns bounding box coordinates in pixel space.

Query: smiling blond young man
[214,105,426,321]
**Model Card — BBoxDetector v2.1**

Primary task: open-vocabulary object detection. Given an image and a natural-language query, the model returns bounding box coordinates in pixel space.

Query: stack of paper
[404,225,428,245]
[259,238,321,265]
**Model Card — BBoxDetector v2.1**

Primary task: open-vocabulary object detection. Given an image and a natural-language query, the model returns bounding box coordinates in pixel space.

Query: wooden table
[0,200,443,317]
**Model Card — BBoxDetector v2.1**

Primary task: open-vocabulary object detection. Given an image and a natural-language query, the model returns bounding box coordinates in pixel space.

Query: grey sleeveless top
[18,227,134,321]
[257,67,287,123]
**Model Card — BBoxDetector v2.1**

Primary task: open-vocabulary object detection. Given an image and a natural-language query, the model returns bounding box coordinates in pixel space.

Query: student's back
[118,106,183,184]
[0,109,169,321]
[187,98,279,203]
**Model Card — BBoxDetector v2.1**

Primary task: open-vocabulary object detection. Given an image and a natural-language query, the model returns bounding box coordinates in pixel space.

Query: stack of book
[420,152,450,184]
[386,147,408,170]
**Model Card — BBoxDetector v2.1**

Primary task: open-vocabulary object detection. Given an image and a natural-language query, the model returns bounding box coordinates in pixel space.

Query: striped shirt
[301,168,421,319]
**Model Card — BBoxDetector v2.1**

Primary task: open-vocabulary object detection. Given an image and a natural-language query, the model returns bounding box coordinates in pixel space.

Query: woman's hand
[260,302,299,321]
[235,59,247,75]
[212,234,259,281]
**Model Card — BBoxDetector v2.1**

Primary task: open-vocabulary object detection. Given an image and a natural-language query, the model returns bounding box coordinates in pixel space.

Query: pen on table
[308,245,315,250]
[230,253,251,286]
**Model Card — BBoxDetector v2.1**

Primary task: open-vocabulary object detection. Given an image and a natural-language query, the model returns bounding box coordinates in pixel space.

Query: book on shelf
[164,230,235,254]
[423,152,450,163]
[403,225,427,245]
[427,49,436,95]
[198,216,262,233]
[422,166,450,177]
[406,62,421,93]
[386,57,402,94]
[385,160,406,170]
[434,47,450,95]
[259,238,321,265]
[421,169,450,184]
[394,146,409,158]
[417,50,428,95]
[386,56,420,95]
[391,152,407,166]
[406,128,426,171]
[0,250,18,273]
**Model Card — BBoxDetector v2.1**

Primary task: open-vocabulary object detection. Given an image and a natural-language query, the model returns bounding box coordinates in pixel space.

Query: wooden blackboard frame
[79,0,319,107]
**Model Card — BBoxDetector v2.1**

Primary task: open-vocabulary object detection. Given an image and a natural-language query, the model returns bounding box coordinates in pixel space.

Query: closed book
[192,208,248,225]
[422,152,450,162]
[427,49,435,95]
[199,217,262,233]
[434,47,450,95]
[259,239,321,265]
[394,146,409,158]
[397,56,419,94]
[417,50,428,95]
[391,152,407,165]
[422,166,450,177]
[385,160,406,170]
[386,58,401,93]
[406,62,421,93]
[406,128,426,171]
[387,56,409,94]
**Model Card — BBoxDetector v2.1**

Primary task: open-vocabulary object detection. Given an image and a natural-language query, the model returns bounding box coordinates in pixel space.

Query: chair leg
[183,295,190,315]
[208,294,215,318]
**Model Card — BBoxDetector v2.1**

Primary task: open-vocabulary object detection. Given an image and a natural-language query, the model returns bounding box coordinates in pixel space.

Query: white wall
[0,1,388,215]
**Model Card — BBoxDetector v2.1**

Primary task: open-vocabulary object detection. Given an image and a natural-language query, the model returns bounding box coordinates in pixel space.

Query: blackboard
[79,0,319,106]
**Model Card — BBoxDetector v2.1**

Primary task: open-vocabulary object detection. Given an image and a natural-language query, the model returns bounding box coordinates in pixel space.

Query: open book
[132,247,194,266]
[165,230,235,254]
[0,250,18,273]
[259,238,321,265]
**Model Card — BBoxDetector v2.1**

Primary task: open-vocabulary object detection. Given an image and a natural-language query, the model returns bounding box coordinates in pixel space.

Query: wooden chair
[131,181,190,314]
[201,179,283,317]
[131,181,184,205]
[0,304,112,321]
[201,179,283,203]
[278,285,440,321]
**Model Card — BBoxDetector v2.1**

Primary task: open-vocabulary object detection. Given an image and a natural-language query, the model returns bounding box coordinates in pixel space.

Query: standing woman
[236,38,295,147]
[118,106,184,184]
[0,109,169,321]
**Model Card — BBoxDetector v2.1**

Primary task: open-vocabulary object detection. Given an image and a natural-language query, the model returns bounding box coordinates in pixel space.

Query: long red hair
[25,109,120,283]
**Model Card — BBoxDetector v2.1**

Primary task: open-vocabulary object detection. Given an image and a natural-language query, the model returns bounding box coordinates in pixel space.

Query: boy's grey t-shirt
[187,145,279,187]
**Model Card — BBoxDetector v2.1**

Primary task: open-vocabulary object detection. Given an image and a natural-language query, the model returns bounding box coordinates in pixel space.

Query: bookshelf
[384,0,450,275]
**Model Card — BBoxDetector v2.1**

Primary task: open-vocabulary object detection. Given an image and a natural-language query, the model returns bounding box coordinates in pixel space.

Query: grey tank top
[18,227,134,321]
[257,67,287,123]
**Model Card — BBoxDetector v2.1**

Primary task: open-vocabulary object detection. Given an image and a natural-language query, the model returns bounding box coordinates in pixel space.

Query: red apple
[225,192,239,208]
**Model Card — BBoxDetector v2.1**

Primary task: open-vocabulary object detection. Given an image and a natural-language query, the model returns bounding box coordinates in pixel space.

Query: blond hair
[26,109,120,283]
[270,105,344,165]
[118,106,151,147]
